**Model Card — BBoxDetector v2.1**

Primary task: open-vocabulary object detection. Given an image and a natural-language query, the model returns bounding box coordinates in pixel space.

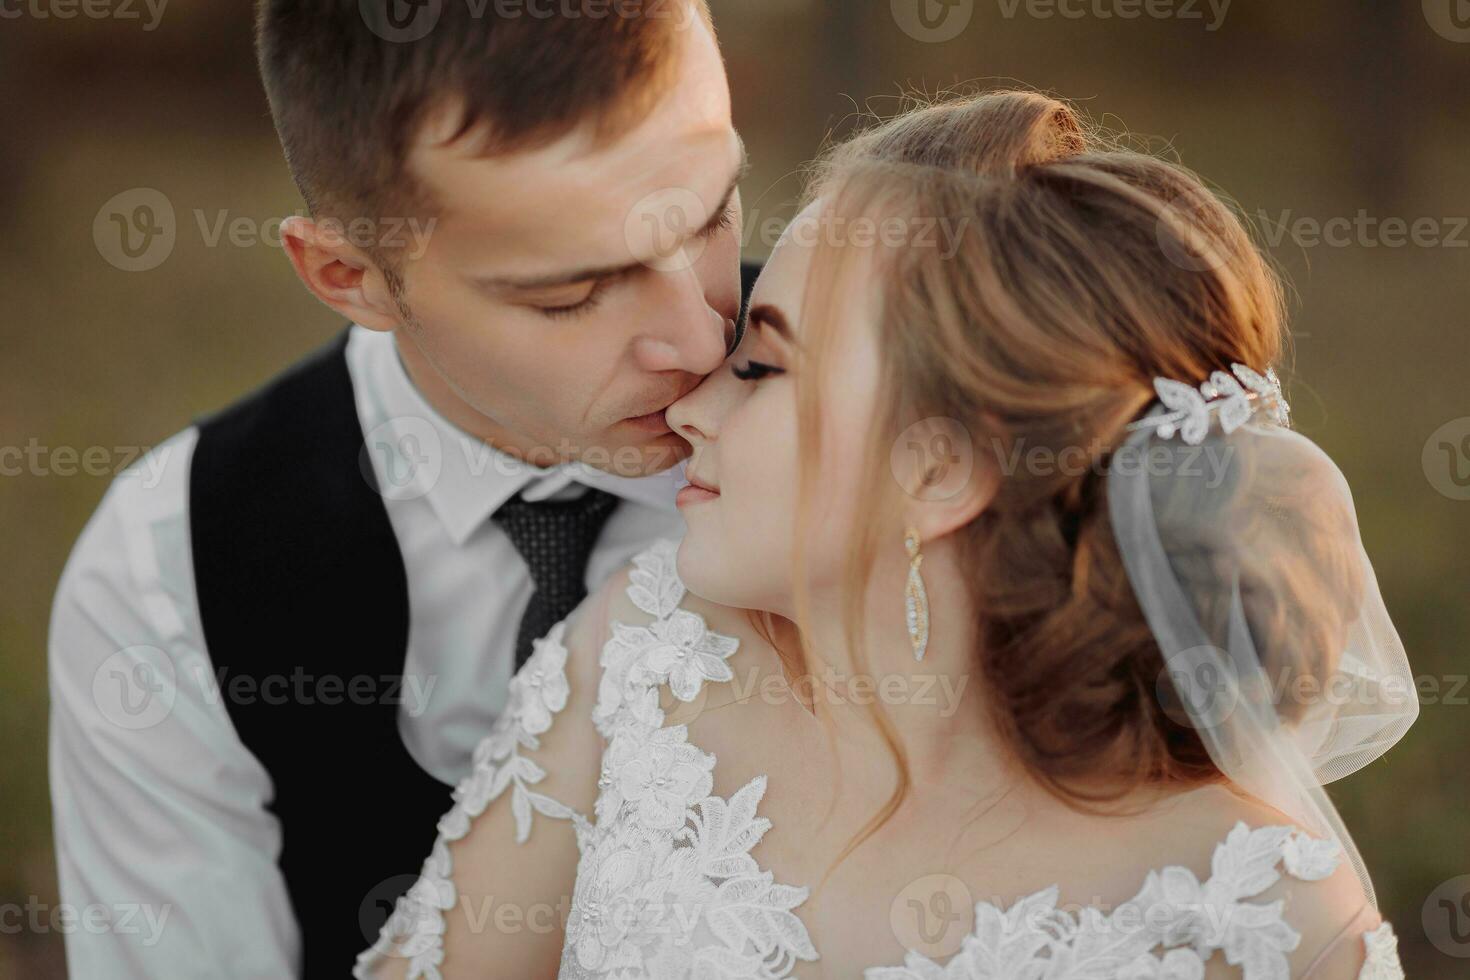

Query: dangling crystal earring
[904,527,929,662]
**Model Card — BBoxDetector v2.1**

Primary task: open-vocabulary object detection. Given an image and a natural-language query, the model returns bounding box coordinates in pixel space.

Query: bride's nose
[667,364,736,447]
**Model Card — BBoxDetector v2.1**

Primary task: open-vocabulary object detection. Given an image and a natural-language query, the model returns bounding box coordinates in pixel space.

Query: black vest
[187,262,762,976]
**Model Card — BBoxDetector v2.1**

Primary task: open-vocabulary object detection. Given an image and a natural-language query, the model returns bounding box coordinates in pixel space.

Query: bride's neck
[776,549,1017,790]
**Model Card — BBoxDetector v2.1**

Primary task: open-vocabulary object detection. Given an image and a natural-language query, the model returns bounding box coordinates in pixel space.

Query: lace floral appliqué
[354,623,588,980]
[564,538,817,979]
[867,825,1402,980]
[1358,922,1404,980]
[356,539,1404,980]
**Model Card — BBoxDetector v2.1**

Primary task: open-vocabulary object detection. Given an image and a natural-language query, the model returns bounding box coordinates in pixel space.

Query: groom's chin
[579,430,691,479]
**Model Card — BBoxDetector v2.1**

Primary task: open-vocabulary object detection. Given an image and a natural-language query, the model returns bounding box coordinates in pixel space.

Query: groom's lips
[623,380,700,434]
[623,408,671,433]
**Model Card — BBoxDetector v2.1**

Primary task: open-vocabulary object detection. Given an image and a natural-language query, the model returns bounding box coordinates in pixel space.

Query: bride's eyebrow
[748,304,796,344]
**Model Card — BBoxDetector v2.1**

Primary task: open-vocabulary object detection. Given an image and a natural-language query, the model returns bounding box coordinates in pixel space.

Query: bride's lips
[676,470,720,508]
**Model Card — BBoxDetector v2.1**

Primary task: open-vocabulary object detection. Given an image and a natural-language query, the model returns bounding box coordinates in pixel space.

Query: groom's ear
[898,416,1001,542]
[280,216,403,332]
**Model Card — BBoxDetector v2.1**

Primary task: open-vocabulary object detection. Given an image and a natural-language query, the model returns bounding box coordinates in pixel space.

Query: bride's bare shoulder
[1134,787,1379,978]
[564,541,786,713]
[570,539,767,646]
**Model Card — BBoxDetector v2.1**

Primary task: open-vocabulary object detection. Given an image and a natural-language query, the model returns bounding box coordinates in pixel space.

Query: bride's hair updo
[790,90,1359,824]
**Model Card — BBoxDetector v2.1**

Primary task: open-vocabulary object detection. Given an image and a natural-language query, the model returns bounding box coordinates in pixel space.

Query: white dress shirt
[47,325,686,979]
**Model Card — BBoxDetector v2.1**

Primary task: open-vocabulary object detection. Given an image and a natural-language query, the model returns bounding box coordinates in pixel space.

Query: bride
[357,90,1416,979]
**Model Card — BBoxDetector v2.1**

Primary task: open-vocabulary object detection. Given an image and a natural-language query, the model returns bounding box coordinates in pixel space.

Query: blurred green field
[2,2,1467,976]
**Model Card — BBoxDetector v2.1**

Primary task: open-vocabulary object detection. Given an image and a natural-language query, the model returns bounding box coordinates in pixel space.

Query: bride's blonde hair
[779,90,1353,862]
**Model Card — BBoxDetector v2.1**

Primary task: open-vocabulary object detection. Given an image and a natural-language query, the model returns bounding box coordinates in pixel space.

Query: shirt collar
[348,325,683,547]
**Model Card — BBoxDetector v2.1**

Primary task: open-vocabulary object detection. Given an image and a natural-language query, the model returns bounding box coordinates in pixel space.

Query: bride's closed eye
[730,302,794,382]
[731,360,785,382]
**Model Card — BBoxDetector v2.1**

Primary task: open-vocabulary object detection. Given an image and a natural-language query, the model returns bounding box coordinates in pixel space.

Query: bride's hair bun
[834,88,1088,176]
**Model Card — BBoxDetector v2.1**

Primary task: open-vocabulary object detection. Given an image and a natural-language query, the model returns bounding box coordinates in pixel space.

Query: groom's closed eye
[506,201,739,322]
[522,275,624,320]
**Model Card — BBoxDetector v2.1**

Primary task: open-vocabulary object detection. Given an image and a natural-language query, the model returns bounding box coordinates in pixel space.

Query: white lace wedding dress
[355,540,1405,980]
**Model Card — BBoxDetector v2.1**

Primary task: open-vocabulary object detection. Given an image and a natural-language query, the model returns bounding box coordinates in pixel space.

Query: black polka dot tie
[492,487,620,670]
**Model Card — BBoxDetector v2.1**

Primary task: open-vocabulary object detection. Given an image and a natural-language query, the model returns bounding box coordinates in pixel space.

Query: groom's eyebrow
[486,138,749,293]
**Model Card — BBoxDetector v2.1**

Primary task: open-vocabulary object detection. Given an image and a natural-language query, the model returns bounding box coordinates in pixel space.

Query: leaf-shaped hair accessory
[1207,370,1252,434]
[1231,363,1291,427]
[1128,365,1291,444]
[1152,378,1210,445]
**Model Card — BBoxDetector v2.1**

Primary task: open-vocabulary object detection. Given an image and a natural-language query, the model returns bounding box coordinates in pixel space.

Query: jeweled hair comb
[1126,363,1291,445]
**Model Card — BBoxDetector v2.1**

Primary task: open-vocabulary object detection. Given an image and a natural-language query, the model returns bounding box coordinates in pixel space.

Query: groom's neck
[390,327,543,464]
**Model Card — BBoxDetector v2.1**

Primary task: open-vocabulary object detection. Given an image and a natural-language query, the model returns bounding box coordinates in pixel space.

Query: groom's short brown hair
[256,0,710,229]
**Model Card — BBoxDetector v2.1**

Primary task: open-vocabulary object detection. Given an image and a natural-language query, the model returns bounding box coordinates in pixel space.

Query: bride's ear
[894,417,1000,541]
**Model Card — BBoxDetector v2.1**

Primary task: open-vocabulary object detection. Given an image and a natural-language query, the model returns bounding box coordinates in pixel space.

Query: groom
[48,1,755,975]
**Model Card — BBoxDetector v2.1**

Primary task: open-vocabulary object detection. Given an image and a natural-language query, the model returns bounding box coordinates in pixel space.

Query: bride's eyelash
[732,360,785,382]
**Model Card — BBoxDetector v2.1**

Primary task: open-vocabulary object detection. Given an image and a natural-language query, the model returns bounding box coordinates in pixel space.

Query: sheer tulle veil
[1108,373,1418,904]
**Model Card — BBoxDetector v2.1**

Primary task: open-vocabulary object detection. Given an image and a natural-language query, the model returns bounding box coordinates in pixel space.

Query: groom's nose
[631,267,730,375]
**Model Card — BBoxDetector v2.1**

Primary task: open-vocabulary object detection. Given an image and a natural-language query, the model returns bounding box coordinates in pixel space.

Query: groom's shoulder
[54,328,360,653]
[90,327,369,606]
[191,327,353,442]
